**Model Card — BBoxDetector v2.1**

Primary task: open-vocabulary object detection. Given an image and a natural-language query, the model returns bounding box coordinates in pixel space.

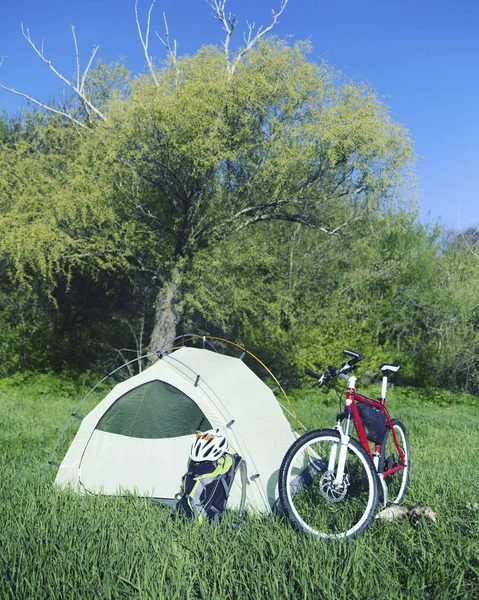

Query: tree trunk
[148,279,182,355]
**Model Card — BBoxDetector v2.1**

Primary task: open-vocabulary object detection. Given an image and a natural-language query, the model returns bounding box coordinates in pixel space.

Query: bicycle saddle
[379,363,400,374]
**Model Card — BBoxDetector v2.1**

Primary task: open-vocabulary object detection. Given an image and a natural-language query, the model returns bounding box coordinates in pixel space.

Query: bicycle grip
[305,368,321,380]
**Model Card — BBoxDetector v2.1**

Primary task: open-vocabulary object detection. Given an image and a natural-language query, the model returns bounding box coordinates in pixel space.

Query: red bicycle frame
[346,381,406,478]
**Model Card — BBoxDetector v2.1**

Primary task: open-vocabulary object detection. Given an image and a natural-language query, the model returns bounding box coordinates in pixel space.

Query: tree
[181,212,430,381]
[0,1,416,355]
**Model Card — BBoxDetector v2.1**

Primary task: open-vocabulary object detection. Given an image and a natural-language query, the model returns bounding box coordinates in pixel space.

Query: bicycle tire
[278,428,379,539]
[378,419,410,505]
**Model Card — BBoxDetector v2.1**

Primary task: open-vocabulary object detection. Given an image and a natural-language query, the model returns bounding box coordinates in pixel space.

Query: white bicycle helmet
[190,428,229,462]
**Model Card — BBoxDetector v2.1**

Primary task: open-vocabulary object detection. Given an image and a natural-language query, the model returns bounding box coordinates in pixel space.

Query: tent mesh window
[96,380,212,439]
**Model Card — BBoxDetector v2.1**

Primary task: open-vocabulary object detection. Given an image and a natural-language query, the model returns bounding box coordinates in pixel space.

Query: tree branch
[114,178,180,241]
[155,12,178,64]
[135,0,160,86]
[72,25,81,91]
[77,31,99,97]
[20,23,106,122]
[192,185,369,244]
[0,81,87,128]
[230,0,289,73]
[206,0,237,60]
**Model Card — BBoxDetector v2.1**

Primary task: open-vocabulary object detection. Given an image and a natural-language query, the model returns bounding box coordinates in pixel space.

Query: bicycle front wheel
[379,419,410,504]
[278,429,379,539]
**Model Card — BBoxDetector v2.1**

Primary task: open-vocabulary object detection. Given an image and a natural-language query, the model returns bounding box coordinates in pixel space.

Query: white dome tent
[50,336,300,514]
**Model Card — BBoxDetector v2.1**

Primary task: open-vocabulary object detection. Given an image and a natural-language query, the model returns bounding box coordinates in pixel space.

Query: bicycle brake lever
[318,373,330,385]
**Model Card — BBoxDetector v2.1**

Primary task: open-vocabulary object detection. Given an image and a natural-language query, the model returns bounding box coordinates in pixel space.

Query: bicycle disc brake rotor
[319,470,349,502]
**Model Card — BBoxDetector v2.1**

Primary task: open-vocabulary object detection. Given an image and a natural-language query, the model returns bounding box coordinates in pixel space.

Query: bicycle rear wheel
[278,429,379,539]
[378,419,410,504]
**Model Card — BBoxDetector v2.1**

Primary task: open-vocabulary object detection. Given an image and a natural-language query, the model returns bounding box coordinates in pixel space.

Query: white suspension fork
[333,427,351,486]
[327,439,338,472]
[333,374,357,485]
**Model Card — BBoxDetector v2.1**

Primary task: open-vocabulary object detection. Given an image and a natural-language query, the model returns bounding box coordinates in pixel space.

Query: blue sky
[1,0,478,230]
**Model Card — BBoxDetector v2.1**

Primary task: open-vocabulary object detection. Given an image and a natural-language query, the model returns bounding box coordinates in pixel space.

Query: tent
[54,344,298,513]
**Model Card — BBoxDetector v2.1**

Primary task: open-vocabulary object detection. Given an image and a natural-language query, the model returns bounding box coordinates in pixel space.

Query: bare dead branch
[230,0,289,73]
[78,37,99,97]
[206,0,237,59]
[135,0,160,86]
[206,0,289,72]
[20,23,106,122]
[0,56,5,68]
[70,25,98,114]
[155,12,177,63]
[244,21,255,46]
[0,82,87,128]
[72,25,81,90]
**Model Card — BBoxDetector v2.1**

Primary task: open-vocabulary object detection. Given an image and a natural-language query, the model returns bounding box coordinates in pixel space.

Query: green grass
[1,375,478,599]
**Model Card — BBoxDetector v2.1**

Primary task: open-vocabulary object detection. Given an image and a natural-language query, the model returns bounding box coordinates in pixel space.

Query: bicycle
[278,350,410,539]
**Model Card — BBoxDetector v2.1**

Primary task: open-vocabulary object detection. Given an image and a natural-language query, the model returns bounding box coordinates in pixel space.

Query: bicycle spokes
[280,430,378,538]
[379,419,410,505]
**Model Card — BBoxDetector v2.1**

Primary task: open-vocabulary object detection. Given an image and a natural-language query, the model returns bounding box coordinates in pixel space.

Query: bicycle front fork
[332,411,389,503]
[332,411,352,486]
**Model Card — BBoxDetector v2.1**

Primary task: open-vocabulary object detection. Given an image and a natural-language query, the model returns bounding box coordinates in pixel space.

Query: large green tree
[0,2,416,355]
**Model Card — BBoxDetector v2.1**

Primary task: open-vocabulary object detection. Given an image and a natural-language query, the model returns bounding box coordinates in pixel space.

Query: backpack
[356,402,387,445]
[172,452,247,524]
[273,457,327,515]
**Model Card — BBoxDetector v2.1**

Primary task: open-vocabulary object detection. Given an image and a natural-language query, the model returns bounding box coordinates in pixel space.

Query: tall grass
[1,375,478,599]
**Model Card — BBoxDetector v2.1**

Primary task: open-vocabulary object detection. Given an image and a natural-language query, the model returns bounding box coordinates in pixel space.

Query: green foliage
[0,271,53,375]
[183,211,479,394]
[0,37,416,354]
[0,370,85,396]
[96,40,414,255]
[0,29,477,396]
[82,59,132,114]
[0,111,126,296]
[0,260,154,376]
[0,114,9,143]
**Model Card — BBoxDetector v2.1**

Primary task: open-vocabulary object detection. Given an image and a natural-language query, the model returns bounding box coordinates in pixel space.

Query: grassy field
[0,374,478,599]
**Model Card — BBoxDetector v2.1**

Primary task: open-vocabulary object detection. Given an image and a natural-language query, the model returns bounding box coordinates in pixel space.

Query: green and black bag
[173,453,247,524]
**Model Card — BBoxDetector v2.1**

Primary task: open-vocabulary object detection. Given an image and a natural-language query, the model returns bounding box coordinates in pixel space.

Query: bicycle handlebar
[305,349,365,386]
